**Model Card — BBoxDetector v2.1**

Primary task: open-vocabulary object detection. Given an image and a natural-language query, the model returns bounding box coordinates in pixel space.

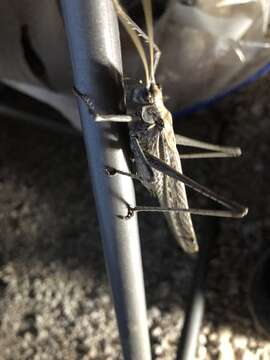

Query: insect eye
[141,88,153,104]
[132,87,151,104]
[142,107,155,124]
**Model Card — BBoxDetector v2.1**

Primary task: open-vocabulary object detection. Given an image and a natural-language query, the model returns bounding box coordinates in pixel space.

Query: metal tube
[60,1,151,359]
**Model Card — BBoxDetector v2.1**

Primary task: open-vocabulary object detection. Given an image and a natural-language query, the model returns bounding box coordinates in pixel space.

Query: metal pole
[60,1,151,359]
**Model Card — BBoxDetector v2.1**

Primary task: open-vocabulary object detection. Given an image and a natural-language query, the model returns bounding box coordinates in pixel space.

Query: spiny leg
[73,86,132,123]
[123,205,247,220]
[130,136,154,182]
[104,167,214,219]
[179,152,240,159]
[175,134,241,157]
[144,152,248,217]
[105,136,155,183]
[73,86,95,114]
[105,166,141,181]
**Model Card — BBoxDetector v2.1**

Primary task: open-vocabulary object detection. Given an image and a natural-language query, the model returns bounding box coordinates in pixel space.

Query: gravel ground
[1,75,270,359]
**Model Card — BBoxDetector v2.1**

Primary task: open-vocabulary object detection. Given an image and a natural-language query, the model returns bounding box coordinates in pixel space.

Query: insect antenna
[142,0,155,84]
[112,0,151,86]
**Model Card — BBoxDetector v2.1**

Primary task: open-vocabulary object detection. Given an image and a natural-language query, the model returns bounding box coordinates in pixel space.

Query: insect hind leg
[145,152,248,218]
[122,204,246,220]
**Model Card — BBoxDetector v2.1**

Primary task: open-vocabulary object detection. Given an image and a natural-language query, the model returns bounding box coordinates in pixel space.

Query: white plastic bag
[151,0,270,114]
[0,0,269,129]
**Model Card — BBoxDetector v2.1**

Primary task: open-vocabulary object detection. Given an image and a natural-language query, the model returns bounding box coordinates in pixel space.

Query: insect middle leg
[175,134,242,158]
[145,152,248,216]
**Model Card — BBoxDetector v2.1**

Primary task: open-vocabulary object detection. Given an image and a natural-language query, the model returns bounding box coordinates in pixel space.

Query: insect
[75,0,248,253]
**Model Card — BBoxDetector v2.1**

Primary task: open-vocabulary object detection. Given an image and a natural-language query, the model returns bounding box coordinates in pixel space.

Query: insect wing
[159,130,198,253]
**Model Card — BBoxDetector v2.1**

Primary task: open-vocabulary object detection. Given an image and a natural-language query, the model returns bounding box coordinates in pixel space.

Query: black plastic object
[249,248,270,334]
[177,217,218,360]
[176,240,208,360]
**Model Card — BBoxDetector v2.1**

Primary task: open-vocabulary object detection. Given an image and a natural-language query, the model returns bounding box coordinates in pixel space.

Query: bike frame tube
[60,1,152,359]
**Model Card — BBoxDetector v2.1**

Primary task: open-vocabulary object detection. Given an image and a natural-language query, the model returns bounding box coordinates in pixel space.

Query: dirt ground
[1,74,270,359]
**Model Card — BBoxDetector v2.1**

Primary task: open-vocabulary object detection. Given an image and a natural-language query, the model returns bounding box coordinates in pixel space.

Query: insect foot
[72,86,96,114]
[237,207,248,218]
[104,166,117,176]
[118,204,135,220]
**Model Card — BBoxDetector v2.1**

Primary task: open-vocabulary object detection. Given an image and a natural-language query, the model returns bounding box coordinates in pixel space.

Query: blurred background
[1,0,270,359]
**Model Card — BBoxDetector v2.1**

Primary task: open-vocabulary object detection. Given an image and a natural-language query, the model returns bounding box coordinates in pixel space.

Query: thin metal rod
[60,1,151,359]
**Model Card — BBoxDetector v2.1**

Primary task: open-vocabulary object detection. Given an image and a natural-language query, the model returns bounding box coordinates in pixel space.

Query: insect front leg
[73,86,132,123]
[105,135,155,185]
[130,136,155,183]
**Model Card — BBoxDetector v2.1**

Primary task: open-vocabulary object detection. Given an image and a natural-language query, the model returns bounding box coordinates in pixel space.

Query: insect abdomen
[162,164,198,253]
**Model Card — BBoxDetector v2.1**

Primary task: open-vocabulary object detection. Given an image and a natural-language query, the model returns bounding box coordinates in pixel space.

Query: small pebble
[199,334,207,346]
[148,306,161,319]
[38,329,49,340]
[197,345,207,359]
[219,327,232,343]
[233,335,248,350]
[202,324,211,335]
[218,340,235,360]
[242,349,255,360]
[209,332,219,343]
[154,344,163,356]
[152,326,162,338]
[249,337,258,349]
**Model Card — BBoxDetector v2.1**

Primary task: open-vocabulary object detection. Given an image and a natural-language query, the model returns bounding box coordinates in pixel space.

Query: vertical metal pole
[60,1,152,359]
